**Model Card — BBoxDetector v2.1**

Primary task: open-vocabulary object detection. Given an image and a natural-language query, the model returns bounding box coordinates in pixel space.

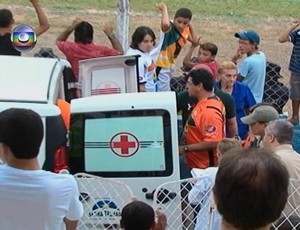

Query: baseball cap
[184,63,214,77]
[241,105,279,125]
[235,30,260,45]
[192,63,213,75]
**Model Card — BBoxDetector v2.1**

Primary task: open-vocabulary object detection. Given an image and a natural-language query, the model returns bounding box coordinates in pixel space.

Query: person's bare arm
[56,18,82,42]
[183,37,200,69]
[179,141,219,155]
[156,3,171,33]
[187,22,198,44]
[64,218,78,230]
[226,117,238,138]
[30,0,50,36]
[102,23,124,54]
[278,20,300,43]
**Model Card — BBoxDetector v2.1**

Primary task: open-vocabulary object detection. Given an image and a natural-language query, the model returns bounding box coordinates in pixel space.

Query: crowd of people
[1,1,300,229]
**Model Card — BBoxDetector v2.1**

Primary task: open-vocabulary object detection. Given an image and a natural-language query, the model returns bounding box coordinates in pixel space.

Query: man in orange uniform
[179,68,225,169]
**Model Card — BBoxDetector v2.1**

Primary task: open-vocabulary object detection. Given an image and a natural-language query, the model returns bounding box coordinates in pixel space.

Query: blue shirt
[289,29,300,74]
[215,81,256,140]
[238,51,266,103]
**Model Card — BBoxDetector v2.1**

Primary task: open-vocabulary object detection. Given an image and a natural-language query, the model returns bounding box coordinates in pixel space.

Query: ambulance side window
[68,109,173,177]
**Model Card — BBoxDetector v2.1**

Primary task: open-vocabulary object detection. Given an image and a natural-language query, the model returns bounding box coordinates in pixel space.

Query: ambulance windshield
[68,109,173,177]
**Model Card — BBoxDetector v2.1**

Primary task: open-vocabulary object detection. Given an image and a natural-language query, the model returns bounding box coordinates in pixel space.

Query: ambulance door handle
[145,192,154,200]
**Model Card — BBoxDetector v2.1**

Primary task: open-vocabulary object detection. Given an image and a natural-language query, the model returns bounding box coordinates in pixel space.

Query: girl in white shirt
[126,26,157,92]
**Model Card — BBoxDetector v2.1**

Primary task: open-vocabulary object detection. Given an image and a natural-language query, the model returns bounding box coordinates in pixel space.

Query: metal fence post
[117,0,129,52]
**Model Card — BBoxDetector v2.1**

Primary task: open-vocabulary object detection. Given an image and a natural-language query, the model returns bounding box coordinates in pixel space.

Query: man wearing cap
[232,30,266,103]
[241,104,279,147]
[263,62,289,114]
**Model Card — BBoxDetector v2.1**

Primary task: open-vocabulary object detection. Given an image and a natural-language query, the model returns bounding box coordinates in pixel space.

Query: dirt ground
[2,3,295,114]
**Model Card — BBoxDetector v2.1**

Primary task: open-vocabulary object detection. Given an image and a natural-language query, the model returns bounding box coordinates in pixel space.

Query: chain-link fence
[1,0,297,114]
[74,173,134,230]
[153,177,216,230]
[153,177,300,230]
[73,174,300,230]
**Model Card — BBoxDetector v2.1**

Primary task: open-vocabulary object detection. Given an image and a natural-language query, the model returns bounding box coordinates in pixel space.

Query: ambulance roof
[71,92,176,113]
[0,56,64,103]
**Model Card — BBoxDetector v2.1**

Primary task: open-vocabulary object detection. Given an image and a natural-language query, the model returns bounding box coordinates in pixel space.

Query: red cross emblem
[110,132,139,157]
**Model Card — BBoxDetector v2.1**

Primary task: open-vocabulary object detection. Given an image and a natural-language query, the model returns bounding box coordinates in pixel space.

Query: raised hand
[71,18,83,28]
[155,2,167,12]
[290,20,300,30]
[29,0,39,4]
[70,18,83,31]
[102,23,114,36]
[233,48,243,61]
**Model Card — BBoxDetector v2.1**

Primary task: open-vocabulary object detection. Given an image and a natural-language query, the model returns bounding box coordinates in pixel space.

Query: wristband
[108,33,116,40]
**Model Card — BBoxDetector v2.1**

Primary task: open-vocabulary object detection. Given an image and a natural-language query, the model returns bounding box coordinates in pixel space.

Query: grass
[130,0,300,19]
[1,0,300,20]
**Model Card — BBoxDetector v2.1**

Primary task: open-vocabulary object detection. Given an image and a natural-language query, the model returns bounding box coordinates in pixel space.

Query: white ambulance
[68,55,182,228]
[0,56,68,172]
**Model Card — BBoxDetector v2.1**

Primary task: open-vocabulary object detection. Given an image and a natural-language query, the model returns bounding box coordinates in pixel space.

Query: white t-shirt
[126,48,156,92]
[188,167,221,230]
[0,165,83,230]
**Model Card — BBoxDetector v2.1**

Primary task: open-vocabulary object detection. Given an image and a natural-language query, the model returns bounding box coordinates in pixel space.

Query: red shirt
[56,41,119,80]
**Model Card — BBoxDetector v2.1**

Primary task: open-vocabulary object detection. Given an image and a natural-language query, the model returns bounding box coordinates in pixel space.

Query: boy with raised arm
[183,38,219,81]
[151,2,197,91]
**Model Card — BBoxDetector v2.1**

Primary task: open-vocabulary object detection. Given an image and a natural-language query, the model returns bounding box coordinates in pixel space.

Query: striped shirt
[289,29,300,73]
[153,23,190,68]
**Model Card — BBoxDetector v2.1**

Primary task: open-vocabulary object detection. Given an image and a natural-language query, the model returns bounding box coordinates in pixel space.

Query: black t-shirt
[176,88,236,126]
[263,82,289,114]
[0,33,21,56]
